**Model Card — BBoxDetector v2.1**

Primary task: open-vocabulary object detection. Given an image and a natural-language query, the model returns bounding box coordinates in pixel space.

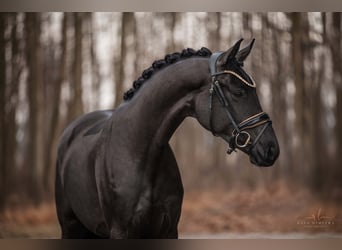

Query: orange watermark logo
[297,208,336,229]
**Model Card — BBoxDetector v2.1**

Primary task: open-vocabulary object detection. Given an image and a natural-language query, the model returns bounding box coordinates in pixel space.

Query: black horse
[55,39,279,238]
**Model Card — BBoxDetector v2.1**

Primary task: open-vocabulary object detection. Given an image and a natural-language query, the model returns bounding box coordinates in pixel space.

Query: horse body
[56,58,209,238]
[56,40,280,238]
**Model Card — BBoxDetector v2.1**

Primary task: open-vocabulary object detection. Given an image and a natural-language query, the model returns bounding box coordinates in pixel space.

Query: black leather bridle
[209,52,272,154]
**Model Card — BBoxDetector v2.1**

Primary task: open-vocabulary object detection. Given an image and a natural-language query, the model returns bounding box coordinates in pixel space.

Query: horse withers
[55,39,279,238]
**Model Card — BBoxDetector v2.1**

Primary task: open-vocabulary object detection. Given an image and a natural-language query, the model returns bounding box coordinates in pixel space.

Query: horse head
[194,39,279,167]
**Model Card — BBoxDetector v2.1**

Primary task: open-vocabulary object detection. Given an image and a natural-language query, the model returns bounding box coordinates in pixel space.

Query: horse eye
[233,89,246,98]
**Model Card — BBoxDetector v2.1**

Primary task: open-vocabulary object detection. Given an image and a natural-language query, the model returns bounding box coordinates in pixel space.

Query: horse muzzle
[248,141,279,167]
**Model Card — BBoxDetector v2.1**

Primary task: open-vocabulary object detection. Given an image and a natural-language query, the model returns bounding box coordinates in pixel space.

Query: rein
[208,52,272,154]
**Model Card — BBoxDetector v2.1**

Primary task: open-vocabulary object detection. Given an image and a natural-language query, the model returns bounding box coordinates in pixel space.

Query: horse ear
[236,38,255,62]
[217,38,243,67]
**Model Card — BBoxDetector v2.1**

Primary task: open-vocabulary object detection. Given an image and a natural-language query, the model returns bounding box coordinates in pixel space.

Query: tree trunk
[88,13,101,108]
[24,13,44,205]
[165,13,177,52]
[290,13,311,178]
[207,12,221,51]
[330,13,342,187]
[267,14,289,178]
[43,13,68,193]
[68,13,84,122]
[242,12,252,37]
[0,13,7,211]
[114,12,135,107]
[6,13,21,203]
[291,13,305,147]
[311,52,324,191]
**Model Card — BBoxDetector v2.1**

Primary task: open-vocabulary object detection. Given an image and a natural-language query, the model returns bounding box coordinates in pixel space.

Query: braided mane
[123,47,212,101]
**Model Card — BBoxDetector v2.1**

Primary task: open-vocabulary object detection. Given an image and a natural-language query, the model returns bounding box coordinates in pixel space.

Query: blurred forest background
[0,12,342,237]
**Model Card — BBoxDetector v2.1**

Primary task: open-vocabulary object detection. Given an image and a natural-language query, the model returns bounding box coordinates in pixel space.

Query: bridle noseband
[208,52,272,154]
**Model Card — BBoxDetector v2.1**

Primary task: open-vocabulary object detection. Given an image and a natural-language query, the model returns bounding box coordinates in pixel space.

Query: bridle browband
[209,52,272,154]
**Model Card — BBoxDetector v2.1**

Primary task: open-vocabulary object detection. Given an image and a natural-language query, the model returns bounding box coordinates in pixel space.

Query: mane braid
[123,47,212,101]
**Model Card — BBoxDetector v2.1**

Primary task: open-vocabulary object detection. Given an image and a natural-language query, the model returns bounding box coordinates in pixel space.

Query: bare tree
[114,12,136,107]
[262,14,288,176]
[87,13,102,108]
[0,13,7,211]
[329,13,342,187]
[24,13,45,204]
[7,13,22,200]
[67,13,84,122]
[43,13,68,193]
[290,13,311,178]
[165,13,178,52]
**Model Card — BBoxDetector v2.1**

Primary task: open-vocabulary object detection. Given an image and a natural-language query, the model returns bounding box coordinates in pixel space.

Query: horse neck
[118,57,209,147]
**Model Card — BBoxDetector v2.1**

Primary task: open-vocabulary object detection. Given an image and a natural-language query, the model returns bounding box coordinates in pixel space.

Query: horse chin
[249,155,272,167]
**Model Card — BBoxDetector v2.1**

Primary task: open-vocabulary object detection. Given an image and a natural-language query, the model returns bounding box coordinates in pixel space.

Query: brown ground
[0,181,341,238]
[179,181,342,234]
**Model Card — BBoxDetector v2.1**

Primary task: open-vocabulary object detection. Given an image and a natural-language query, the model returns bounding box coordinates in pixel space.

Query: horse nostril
[266,143,277,160]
